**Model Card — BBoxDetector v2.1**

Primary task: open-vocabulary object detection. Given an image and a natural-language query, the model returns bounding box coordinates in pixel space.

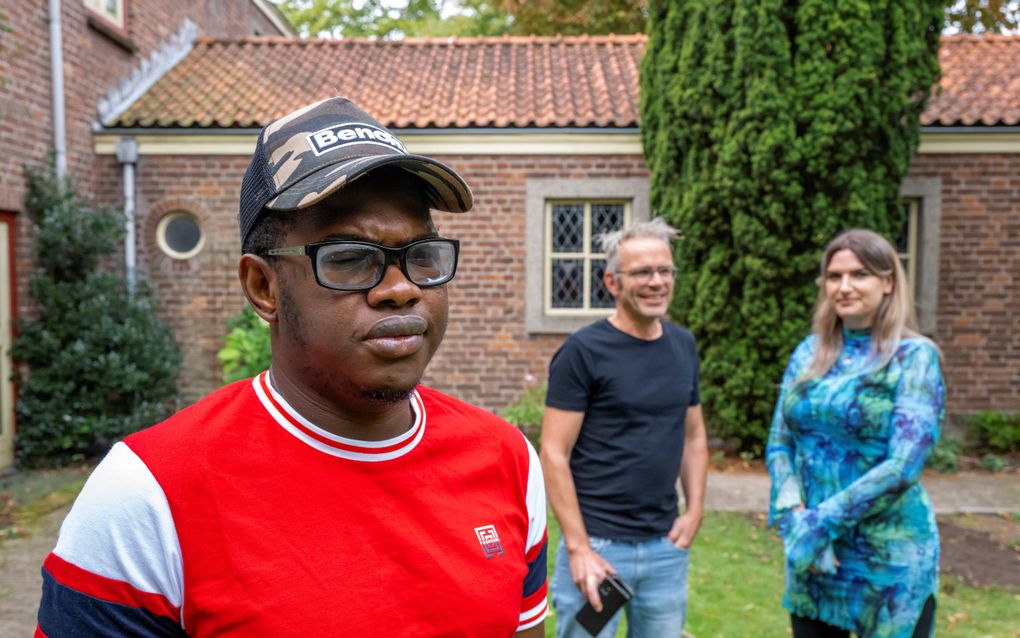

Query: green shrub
[969,410,1020,453]
[978,453,1008,473]
[11,165,180,468]
[218,306,272,384]
[640,1,944,451]
[927,436,962,473]
[501,379,547,451]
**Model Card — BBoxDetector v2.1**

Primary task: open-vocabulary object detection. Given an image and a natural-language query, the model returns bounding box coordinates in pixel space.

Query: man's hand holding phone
[567,544,615,611]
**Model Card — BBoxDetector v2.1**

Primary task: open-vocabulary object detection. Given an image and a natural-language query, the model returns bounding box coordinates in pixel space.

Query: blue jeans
[552,535,690,638]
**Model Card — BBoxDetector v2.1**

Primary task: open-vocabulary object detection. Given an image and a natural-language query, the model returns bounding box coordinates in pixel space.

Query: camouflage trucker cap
[239,97,473,246]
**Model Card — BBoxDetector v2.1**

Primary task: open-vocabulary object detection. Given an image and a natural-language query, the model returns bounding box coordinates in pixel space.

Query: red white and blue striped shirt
[38,372,547,636]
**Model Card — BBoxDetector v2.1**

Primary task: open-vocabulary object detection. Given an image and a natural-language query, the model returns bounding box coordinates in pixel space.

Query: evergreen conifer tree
[12,166,180,467]
[640,0,943,450]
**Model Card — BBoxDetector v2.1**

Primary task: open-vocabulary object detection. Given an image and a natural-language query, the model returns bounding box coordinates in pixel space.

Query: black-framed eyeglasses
[617,265,677,284]
[266,237,460,291]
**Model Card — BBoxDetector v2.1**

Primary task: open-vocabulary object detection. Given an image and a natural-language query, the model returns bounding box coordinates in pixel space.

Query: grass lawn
[543,511,1019,638]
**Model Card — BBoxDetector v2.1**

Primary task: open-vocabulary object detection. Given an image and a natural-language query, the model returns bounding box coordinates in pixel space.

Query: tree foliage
[945,0,1020,33]
[275,0,647,38]
[499,0,646,35]
[640,1,943,451]
[278,0,1020,37]
[12,165,180,467]
[276,0,510,37]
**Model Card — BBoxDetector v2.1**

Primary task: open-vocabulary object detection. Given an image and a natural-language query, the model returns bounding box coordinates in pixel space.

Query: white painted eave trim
[251,0,297,36]
[93,127,1020,156]
[96,20,197,127]
[93,129,645,156]
[917,128,1020,153]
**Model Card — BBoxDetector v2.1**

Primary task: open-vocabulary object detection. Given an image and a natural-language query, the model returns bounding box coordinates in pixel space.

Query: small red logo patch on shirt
[474,525,505,559]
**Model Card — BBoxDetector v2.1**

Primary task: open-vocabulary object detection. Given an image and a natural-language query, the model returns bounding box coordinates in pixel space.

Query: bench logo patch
[306,123,407,156]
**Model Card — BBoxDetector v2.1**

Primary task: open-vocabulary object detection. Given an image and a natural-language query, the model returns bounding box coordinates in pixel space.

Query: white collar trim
[252,371,426,462]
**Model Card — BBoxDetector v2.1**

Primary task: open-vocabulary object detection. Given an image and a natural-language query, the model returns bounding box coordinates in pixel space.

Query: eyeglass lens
[315,240,457,290]
[627,266,676,281]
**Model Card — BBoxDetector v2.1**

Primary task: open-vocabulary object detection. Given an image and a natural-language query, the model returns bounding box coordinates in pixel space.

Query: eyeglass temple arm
[265,246,307,256]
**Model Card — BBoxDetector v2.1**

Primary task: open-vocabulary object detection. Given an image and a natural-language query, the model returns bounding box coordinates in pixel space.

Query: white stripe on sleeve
[523,437,547,553]
[53,441,184,607]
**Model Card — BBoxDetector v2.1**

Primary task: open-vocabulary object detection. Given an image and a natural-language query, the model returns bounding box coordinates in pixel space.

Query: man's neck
[267,366,415,441]
[608,311,663,341]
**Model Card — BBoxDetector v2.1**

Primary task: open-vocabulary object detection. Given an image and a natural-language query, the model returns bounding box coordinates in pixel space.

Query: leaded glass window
[547,200,628,314]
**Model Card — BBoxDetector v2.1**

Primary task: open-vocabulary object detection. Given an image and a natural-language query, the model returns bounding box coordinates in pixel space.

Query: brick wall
[0,0,284,320]
[95,153,253,404]
[908,154,1020,419]
[124,150,1020,421]
[1,1,58,322]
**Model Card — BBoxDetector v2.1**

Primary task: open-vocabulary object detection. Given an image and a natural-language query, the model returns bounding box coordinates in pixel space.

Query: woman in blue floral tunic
[767,229,944,638]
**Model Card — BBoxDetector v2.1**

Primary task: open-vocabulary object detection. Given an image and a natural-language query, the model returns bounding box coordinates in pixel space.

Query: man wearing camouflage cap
[38,97,548,637]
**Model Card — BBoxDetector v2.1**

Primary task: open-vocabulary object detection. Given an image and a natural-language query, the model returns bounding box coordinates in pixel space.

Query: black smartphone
[574,573,635,636]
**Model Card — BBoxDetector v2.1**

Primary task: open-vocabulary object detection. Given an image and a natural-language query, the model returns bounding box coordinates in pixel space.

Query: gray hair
[598,217,679,273]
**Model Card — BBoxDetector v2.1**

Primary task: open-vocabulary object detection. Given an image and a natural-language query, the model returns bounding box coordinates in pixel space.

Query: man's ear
[239,254,280,324]
[603,270,620,298]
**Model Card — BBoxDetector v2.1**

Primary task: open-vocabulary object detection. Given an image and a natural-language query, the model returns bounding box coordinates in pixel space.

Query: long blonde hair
[804,228,923,379]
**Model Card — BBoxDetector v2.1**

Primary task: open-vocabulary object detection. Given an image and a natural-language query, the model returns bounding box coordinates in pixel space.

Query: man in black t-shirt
[541,217,709,638]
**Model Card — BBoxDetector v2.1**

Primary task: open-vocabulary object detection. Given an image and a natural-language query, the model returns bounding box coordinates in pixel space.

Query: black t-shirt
[545,319,700,540]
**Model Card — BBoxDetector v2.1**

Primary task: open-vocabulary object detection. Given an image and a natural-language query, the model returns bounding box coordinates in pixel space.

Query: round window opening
[156,211,204,259]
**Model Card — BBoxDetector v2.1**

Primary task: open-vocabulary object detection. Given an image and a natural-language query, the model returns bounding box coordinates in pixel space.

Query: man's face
[605,236,675,324]
[270,170,448,409]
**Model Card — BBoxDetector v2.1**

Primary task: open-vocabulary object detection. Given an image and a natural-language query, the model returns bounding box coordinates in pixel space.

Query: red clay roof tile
[926,34,1020,126]
[107,33,1019,129]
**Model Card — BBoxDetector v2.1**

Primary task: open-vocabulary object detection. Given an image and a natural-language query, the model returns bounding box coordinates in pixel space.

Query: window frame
[544,199,630,317]
[84,0,130,41]
[156,211,205,260]
[898,197,920,299]
[525,177,650,334]
[899,177,942,334]
[0,212,17,467]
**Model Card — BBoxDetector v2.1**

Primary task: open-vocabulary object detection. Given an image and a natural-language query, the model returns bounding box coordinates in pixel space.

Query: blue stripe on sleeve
[38,569,185,638]
[522,539,548,597]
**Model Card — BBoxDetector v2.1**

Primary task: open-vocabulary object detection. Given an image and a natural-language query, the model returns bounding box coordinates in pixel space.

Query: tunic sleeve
[766,340,808,526]
[783,341,944,568]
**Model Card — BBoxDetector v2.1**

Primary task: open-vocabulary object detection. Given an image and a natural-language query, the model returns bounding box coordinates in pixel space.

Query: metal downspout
[116,138,139,295]
[48,0,67,177]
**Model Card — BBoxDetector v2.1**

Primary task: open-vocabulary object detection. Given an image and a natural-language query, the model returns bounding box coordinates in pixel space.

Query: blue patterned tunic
[767,329,944,638]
